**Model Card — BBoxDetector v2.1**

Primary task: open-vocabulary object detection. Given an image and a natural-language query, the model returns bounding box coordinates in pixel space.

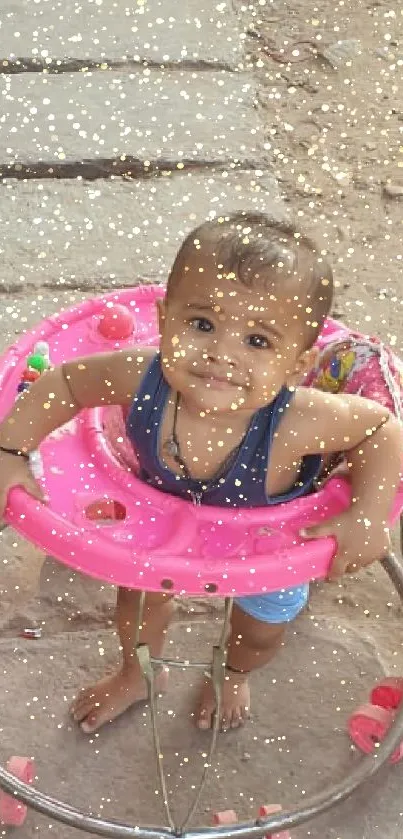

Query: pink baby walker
[0,284,402,838]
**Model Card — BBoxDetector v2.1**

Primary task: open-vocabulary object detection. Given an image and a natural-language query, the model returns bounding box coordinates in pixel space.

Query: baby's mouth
[194,371,242,388]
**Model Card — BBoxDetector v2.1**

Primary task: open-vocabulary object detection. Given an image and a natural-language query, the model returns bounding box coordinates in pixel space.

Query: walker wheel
[213,810,238,825]
[258,804,291,838]
[370,677,403,710]
[348,703,403,764]
[0,756,35,826]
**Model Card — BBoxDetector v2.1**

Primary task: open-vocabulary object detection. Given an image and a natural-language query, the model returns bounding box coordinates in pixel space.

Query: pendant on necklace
[163,437,179,458]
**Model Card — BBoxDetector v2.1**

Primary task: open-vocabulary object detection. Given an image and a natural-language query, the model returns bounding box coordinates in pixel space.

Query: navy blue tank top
[126,354,321,508]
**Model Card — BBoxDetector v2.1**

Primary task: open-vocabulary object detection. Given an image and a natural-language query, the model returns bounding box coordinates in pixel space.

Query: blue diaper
[235,584,309,624]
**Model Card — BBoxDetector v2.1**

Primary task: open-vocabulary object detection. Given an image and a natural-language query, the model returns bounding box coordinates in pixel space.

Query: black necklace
[163,392,246,505]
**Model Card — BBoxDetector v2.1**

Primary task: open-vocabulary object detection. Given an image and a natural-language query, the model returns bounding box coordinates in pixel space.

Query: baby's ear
[156,298,166,334]
[287,345,319,388]
[298,344,319,375]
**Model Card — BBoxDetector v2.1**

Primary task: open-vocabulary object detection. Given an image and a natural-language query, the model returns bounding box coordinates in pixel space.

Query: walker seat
[0,286,402,597]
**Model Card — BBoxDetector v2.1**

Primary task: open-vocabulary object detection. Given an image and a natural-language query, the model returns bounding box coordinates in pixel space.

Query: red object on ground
[213,806,291,838]
[348,703,403,764]
[0,756,35,826]
[258,804,291,838]
[370,677,403,710]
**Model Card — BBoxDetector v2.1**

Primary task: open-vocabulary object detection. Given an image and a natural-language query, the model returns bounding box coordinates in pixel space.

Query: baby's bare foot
[70,666,169,734]
[195,671,250,731]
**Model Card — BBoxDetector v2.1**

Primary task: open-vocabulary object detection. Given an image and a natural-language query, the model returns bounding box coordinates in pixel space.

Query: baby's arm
[283,388,402,578]
[0,348,151,455]
[0,349,151,515]
[291,388,402,513]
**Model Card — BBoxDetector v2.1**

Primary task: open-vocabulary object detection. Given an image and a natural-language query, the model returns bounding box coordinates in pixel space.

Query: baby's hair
[166,212,334,348]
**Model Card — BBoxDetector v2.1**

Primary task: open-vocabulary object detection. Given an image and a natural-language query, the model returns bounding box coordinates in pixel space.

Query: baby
[0,212,401,735]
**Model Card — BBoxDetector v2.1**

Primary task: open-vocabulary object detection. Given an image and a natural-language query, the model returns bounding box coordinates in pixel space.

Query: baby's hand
[0,452,45,521]
[301,511,391,581]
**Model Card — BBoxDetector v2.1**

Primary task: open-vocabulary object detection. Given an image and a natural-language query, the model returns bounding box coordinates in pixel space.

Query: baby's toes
[71,696,100,722]
[230,709,245,729]
[197,705,215,730]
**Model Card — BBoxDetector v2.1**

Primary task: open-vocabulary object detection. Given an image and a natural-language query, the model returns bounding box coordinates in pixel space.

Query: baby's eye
[246,334,270,349]
[189,317,214,333]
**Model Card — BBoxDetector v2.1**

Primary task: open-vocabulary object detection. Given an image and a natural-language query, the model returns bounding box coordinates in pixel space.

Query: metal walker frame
[0,521,403,838]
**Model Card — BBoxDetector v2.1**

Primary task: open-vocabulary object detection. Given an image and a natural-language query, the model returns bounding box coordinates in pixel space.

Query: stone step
[0,69,267,173]
[0,0,244,69]
[0,171,282,291]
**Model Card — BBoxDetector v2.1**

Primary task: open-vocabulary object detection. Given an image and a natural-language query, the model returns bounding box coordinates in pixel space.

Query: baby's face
[159,249,314,416]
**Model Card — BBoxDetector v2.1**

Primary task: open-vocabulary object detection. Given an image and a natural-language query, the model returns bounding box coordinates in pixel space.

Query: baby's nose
[203,347,236,366]
[203,330,243,367]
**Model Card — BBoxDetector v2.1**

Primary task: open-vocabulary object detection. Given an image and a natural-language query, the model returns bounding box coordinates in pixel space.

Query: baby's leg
[70,588,174,734]
[195,585,308,731]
